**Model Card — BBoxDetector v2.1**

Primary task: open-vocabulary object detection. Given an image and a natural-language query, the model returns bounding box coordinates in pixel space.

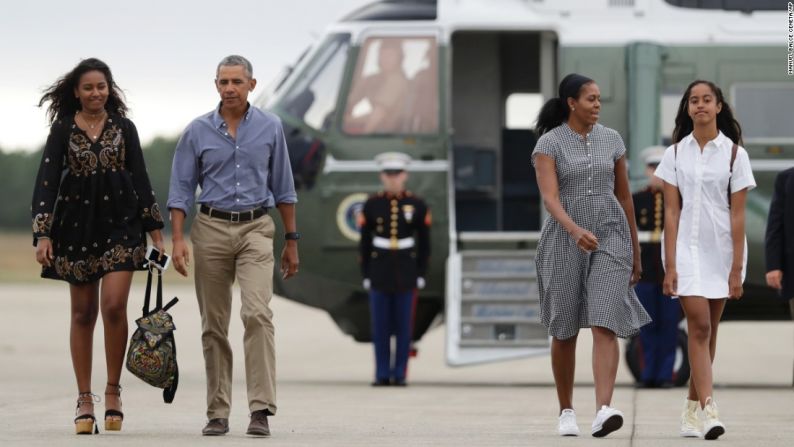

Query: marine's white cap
[641,145,666,165]
[375,152,412,171]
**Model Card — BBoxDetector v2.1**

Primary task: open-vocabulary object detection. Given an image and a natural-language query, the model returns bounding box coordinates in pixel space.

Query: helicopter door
[450,31,550,232]
[446,31,557,365]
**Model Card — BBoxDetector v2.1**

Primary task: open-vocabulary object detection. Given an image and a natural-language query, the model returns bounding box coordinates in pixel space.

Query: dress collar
[561,122,600,140]
[682,130,729,150]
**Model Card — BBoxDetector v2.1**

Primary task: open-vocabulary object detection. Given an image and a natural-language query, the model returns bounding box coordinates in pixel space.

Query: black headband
[558,73,594,100]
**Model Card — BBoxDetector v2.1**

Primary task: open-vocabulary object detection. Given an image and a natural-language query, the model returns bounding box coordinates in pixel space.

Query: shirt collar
[713,130,729,148]
[683,130,728,150]
[211,102,252,130]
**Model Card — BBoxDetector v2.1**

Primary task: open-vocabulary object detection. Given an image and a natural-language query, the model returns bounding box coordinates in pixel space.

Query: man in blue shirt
[167,55,299,437]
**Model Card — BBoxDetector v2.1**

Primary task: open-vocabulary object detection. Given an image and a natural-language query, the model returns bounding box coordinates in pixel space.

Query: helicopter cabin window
[732,83,794,144]
[278,33,350,131]
[658,91,682,144]
[343,36,438,135]
[505,93,544,130]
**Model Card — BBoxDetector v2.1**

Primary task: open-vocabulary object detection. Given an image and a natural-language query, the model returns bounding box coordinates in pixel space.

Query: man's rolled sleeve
[167,126,200,215]
[268,120,298,204]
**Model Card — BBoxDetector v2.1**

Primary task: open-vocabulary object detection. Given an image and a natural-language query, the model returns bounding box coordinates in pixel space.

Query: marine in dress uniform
[359,152,431,386]
[633,146,681,388]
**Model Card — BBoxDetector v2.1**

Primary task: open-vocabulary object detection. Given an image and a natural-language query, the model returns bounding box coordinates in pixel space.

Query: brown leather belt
[200,204,268,222]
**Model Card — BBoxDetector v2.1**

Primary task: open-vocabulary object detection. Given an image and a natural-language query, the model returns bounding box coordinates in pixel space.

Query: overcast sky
[0,0,372,152]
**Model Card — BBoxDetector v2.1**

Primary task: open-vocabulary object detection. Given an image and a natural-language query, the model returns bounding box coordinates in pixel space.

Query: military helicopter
[255,0,791,368]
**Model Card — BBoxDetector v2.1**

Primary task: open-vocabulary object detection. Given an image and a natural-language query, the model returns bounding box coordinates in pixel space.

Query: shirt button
[225,132,229,136]
[236,164,240,168]
[588,177,592,180]
[236,182,240,186]
[588,164,591,168]
[587,142,591,146]
[236,198,240,202]
[236,146,239,149]
[587,154,592,157]
[588,189,592,193]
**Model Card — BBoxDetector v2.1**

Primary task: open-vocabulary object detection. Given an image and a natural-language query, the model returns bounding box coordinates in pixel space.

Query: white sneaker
[591,405,624,437]
[703,397,726,440]
[680,398,702,438]
[558,409,580,436]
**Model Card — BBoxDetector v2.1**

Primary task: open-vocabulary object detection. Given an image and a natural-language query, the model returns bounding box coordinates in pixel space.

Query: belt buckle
[230,211,240,223]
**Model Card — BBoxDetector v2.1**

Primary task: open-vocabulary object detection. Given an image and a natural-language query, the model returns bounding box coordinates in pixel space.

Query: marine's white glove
[363,278,371,290]
[417,277,426,290]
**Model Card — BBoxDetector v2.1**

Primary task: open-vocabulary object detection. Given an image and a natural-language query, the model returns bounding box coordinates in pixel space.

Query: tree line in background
[0,136,181,231]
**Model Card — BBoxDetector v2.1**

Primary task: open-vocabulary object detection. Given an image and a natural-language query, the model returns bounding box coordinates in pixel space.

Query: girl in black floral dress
[32,58,165,434]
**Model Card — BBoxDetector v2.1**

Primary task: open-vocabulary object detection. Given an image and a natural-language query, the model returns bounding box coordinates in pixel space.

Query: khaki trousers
[191,211,277,418]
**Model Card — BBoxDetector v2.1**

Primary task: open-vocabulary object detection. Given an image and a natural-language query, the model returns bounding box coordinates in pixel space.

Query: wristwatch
[285,232,301,240]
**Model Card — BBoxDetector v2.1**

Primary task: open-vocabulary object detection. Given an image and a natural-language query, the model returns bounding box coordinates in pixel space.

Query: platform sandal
[104,383,124,431]
[75,391,99,434]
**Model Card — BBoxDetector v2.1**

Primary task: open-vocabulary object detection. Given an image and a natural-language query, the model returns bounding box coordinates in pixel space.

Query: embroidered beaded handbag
[125,266,179,403]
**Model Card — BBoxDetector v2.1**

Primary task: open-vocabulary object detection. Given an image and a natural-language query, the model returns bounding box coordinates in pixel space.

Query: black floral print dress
[31,113,164,284]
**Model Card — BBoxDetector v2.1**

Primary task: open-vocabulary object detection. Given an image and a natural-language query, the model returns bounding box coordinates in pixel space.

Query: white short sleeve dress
[654,131,757,299]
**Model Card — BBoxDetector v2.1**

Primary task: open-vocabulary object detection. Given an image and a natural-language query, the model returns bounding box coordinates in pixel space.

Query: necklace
[77,110,106,140]
[79,110,106,128]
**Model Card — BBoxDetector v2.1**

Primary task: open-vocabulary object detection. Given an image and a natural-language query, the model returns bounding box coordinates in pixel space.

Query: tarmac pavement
[0,283,792,446]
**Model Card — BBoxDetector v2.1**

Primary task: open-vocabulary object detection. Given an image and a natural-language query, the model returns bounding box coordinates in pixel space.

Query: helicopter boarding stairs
[446,232,550,366]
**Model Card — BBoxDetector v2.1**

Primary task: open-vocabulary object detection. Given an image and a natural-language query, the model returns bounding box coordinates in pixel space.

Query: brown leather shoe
[202,418,229,436]
[246,410,271,437]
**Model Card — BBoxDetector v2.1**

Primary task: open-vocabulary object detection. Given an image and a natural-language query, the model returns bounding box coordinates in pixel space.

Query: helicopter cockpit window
[343,36,438,135]
[278,33,350,131]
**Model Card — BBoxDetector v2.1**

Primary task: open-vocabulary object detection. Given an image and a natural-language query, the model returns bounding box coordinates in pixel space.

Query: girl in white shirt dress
[654,80,756,440]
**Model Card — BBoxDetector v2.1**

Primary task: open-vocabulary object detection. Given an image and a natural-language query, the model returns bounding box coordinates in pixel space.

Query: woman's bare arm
[662,181,681,296]
[729,188,748,298]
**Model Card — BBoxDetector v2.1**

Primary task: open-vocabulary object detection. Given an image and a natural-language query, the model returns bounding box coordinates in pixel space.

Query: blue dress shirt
[167,104,297,214]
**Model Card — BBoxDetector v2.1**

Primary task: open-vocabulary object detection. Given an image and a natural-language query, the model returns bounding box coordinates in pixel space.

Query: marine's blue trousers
[635,282,680,384]
[369,289,416,382]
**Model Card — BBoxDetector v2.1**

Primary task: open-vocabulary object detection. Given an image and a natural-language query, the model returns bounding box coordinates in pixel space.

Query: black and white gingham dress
[531,123,651,340]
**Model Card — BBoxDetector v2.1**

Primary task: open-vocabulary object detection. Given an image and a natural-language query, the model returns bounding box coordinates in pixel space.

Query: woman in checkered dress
[532,74,651,438]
